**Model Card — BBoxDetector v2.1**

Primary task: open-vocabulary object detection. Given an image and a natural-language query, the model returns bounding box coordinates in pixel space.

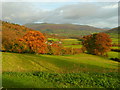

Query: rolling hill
[105,26,119,43]
[2,52,119,88]
[24,23,108,37]
[105,26,120,34]
[2,21,35,50]
[2,21,119,88]
[2,21,33,39]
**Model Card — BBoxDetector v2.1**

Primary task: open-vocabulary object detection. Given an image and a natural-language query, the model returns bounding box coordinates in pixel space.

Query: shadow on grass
[2,78,29,88]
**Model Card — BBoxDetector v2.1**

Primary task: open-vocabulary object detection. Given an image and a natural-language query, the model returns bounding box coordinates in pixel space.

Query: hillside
[105,26,119,43]
[3,52,118,73]
[105,26,120,34]
[2,21,33,40]
[24,23,108,37]
[2,21,35,50]
[2,52,119,88]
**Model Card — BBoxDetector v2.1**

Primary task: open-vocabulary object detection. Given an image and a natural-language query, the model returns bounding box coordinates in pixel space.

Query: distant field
[111,38,119,44]
[107,51,119,59]
[108,33,119,44]
[61,38,119,50]
[64,45,82,48]
[111,47,119,49]
[48,38,60,41]
[61,39,81,45]
[2,52,119,88]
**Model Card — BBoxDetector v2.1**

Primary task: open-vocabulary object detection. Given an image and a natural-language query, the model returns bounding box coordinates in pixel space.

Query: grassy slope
[2,52,119,88]
[2,52,118,73]
[62,38,119,49]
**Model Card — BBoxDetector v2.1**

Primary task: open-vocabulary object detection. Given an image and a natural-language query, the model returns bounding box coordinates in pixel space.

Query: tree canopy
[82,33,112,56]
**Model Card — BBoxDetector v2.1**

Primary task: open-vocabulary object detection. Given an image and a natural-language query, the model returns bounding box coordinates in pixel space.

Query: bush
[47,42,63,55]
[11,40,30,53]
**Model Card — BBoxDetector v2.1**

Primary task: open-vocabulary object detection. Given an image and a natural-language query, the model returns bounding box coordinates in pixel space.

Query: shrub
[11,40,30,53]
[47,41,83,55]
[47,42,63,55]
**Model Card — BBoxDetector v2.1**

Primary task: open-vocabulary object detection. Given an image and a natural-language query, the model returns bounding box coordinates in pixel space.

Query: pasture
[2,52,119,88]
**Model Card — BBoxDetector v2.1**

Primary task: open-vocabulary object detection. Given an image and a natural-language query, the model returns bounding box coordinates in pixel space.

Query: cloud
[2,2,46,24]
[2,2,118,28]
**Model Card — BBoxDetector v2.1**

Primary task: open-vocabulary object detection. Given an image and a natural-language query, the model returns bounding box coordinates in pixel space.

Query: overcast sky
[1,1,119,28]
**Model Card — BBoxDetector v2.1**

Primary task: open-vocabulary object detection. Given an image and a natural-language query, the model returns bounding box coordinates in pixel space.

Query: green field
[48,38,60,41]
[108,51,119,59]
[111,47,119,49]
[111,38,119,44]
[64,45,82,48]
[109,33,119,44]
[2,34,120,88]
[61,38,119,49]
[2,52,119,88]
[61,39,81,45]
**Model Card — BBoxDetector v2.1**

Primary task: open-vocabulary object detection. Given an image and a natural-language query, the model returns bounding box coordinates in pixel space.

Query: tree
[47,42,63,55]
[20,31,47,54]
[82,33,112,56]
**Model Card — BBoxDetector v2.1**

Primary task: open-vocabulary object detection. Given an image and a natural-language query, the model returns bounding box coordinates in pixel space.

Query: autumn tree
[82,33,112,56]
[2,21,32,52]
[47,41,63,55]
[20,31,47,54]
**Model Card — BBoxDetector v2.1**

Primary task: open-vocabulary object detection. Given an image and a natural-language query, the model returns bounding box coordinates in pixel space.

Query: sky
[1,0,119,28]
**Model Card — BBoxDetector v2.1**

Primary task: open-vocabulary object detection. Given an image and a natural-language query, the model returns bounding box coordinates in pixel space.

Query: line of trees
[3,30,83,55]
[2,26,112,56]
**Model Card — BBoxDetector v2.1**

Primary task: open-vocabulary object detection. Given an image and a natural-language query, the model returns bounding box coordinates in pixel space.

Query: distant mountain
[24,23,108,37]
[101,27,112,29]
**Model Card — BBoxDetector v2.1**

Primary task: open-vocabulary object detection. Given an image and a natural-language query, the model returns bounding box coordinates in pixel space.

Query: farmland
[2,31,119,88]
[2,21,119,88]
[2,51,119,88]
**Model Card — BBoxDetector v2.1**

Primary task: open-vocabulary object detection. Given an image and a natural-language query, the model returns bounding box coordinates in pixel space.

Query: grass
[111,38,119,44]
[48,38,60,41]
[2,52,118,73]
[2,36,119,88]
[61,39,81,46]
[64,45,82,48]
[3,72,119,88]
[109,33,119,44]
[107,51,119,59]
[2,52,119,88]
[111,47,119,49]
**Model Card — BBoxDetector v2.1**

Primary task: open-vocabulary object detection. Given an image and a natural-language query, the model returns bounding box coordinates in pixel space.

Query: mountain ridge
[24,23,108,37]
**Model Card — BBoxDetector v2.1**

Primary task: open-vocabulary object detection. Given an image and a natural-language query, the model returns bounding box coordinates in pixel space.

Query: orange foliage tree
[20,31,47,54]
[82,33,112,56]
